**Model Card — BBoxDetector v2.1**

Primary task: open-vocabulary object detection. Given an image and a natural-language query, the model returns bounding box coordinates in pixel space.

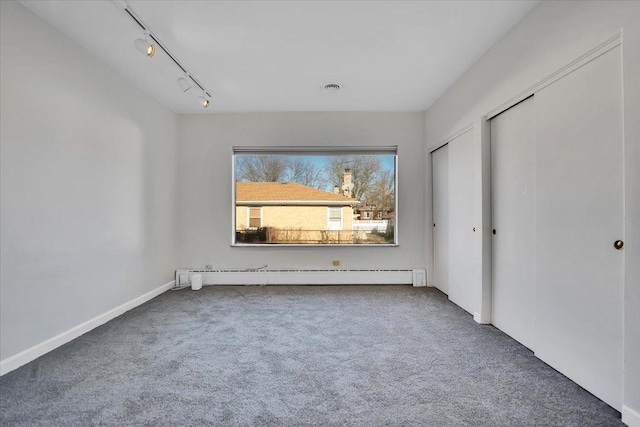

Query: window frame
[327,206,343,231]
[232,146,399,247]
[247,207,262,229]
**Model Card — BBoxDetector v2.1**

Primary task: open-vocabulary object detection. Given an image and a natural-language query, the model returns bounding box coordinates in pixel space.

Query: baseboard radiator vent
[176,268,427,287]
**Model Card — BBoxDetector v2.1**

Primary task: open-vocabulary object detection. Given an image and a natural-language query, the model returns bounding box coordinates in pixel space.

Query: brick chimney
[344,168,352,185]
[343,168,353,198]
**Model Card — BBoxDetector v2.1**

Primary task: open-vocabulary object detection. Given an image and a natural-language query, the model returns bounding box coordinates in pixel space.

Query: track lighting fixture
[134,31,155,57]
[177,73,191,92]
[197,92,210,108]
[117,1,212,108]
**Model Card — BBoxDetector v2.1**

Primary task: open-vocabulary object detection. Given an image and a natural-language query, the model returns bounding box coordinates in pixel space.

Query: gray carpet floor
[0,285,622,426]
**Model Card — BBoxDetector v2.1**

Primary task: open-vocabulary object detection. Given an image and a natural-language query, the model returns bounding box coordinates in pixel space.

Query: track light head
[134,31,155,57]
[197,92,210,108]
[177,74,191,92]
[121,9,212,109]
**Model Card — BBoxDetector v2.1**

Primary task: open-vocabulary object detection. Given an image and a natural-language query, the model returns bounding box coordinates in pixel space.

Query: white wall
[423,0,640,420]
[177,113,425,270]
[0,1,179,361]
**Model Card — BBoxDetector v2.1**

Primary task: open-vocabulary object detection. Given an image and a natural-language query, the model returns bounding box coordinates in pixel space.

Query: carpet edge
[0,280,175,376]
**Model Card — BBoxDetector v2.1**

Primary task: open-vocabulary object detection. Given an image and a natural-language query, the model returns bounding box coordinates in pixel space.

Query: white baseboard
[623,405,640,427]
[0,280,175,376]
[412,269,426,287]
[473,311,491,324]
[176,268,416,286]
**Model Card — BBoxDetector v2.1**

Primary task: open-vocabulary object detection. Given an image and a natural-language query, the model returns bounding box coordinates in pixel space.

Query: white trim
[429,123,474,153]
[231,151,237,245]
[232,147,399,246]
[484,32,621,120]
[394,153,399,246]
[473,311,491,325]
[0,280,175,376]
[233,145,398,155]
[623,406,640,427]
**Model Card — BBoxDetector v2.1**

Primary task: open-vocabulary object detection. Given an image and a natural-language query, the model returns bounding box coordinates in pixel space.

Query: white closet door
[448,130,478,314]
[535,46,624,409]
[490,96,536,350]
[432,145,449,294]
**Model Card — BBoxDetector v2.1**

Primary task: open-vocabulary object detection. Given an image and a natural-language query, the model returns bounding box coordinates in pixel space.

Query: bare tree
[236,155,393,210]
[364,169,395,211]
[325,155,382,202]
[236,155,324,188]
[286,158,323,188]
[236,156,288,182]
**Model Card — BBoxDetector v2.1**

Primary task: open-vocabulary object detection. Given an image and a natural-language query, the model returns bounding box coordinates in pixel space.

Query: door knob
[614,240,624,250]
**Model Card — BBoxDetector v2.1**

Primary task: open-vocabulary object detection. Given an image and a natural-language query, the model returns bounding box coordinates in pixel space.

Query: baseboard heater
[175,268,427,287]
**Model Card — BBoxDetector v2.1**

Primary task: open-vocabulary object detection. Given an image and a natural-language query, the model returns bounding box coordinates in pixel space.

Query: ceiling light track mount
[115,0,212,107]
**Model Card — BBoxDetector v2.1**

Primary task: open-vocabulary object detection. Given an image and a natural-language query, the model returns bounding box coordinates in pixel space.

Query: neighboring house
[382,209,395,221]
[236,182,359,243]
[352,205,394,234]
[355,204,393,221]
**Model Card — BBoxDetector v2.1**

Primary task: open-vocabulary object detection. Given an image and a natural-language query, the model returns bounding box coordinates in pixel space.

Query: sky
[305,155,395,173]
[235,154,396,191]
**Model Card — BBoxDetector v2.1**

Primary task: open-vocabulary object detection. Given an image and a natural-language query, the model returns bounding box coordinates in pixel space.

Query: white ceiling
[19,0,537,114]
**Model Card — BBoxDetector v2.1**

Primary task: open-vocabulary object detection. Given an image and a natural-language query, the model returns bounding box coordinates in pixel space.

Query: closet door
[490,96,536,350]
[448,130,478,314]
[432,145,449,294]
[535,46,624,409]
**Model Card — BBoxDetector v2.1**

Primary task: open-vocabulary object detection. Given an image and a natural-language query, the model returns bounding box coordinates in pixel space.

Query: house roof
[236,182,359,206]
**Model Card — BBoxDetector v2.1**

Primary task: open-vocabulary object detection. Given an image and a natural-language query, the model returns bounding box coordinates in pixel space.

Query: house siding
[236,205,355,243]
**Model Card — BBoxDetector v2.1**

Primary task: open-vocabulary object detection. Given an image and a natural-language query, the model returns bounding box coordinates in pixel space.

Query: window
[233,146,398,246]
[328,207,342,230]
[248,207,261,228]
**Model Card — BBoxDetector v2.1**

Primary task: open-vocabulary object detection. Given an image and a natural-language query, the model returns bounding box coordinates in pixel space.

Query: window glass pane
[329,207,341,221]
[234,150,397,245]
[248,208,261,228]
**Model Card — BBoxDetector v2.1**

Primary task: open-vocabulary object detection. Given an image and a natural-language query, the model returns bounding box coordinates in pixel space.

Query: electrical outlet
[332,260,340,267]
